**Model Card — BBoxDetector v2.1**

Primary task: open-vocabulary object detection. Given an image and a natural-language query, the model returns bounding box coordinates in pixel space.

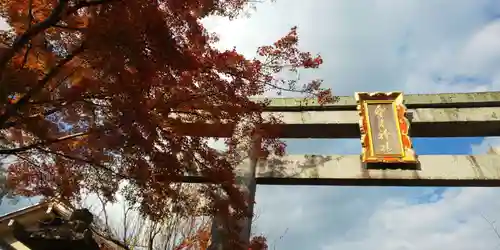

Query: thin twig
[34,146,129,180]
[20,0,34,69]
[481,213,500,240]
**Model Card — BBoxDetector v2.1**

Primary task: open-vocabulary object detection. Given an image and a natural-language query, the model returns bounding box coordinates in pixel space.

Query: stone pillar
[208,135,260,250]
[237,135,260,246]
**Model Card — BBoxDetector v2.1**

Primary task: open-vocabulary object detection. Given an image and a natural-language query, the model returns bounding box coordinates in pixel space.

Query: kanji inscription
[366,102,403,156]
[355,92,417,164]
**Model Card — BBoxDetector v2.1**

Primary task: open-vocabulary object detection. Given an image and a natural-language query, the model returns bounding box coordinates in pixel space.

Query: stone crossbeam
[180,106,500,138]
[262,91,500,111]
[264,106,500,138]
[178,92,500,138]
[183,155,500,187]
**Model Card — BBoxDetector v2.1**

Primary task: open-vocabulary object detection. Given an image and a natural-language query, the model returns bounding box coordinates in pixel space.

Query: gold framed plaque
[355,92,417,164]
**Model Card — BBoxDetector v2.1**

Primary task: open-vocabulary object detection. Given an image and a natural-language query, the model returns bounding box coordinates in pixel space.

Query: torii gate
[185,91,500,250]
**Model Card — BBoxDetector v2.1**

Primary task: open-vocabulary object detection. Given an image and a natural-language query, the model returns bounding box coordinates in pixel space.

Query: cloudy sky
[203,0,500,249]
[3,1,500,250]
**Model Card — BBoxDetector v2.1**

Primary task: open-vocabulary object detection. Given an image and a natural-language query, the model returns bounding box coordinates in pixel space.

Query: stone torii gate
[186,91,500,249]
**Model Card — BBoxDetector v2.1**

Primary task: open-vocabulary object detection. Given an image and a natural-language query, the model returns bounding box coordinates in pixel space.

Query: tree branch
[35,146,130,180]
[0,0,69,73]
[20,0,35,69]
[263,81,313,95]
[52,24,87,32]
[0,0,116,127]
[0,131,90,154]
[27,0,34,27]
[91,227,131,250]
[0,43,84,128]
[223,69,320,96]
[95,193,111,235]
[481,213,500,240]
[0,0,115,71]
[20,45,32,69]
[67,0,121,16]
[3,97,86,129]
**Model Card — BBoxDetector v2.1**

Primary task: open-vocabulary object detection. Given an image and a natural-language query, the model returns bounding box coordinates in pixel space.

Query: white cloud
[320,187,500,250]
[252,186,500,250]
[459,20,500,77]
[204,0,500,95]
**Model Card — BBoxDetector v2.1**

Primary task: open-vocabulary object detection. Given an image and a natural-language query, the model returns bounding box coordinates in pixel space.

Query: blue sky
[3,1,500,250]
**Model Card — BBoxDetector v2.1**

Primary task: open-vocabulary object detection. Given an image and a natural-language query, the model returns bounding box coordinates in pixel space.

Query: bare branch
[122,203,129,245]
[91,227,132,250]
[96,193,110,235]
[481,213,500,240]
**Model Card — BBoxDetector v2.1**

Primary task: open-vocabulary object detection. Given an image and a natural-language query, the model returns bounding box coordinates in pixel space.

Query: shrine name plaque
[355,92,417,164]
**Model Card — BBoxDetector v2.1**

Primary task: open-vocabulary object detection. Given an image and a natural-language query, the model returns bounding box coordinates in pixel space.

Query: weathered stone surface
[182,155,500,186]
[180,106,500,138]
[177,92,500,138]
[254,154,500,186]
[263,106,500,138]
[260,91,500,111]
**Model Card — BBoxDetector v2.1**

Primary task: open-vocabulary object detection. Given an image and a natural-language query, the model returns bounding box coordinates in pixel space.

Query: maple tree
[0,0,332,248]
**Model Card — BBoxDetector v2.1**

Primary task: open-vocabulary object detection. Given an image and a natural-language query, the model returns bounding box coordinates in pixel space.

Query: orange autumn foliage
[172,225,268,250]
[0,0,331,248]
[173,224,211,250]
